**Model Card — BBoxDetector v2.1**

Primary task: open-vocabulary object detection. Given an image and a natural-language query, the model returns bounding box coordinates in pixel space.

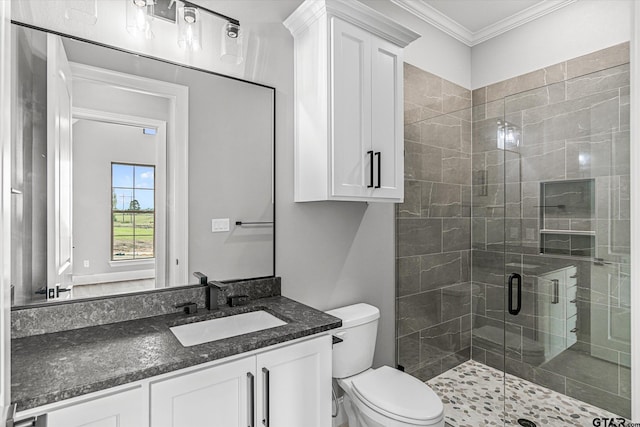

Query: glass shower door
[501,64,631,424]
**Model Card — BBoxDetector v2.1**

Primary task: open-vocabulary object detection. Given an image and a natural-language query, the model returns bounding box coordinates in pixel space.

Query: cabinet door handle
[262,367,270,427]
[551,279,560,304]
[247,372,254,427]
[508,273,522,315]
[375,152,381,188]
[367,151,374,188]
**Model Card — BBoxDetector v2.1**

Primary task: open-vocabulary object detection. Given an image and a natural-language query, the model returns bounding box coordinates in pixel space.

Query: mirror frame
[10,20,277,310]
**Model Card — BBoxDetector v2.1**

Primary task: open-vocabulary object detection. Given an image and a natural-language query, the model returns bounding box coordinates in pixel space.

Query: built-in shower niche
[540,179,595,257]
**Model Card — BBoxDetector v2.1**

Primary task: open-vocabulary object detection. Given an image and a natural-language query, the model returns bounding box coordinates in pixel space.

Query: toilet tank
[325,303,380,379]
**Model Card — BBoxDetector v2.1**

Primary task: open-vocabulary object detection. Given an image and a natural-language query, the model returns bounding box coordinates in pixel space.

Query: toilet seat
[347,366,444,425]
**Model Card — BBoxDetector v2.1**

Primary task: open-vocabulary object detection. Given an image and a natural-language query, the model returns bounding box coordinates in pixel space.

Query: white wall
[471,0,633,89]
[72,120,159,278]
[362,0,472,88]
[12,0,462,366]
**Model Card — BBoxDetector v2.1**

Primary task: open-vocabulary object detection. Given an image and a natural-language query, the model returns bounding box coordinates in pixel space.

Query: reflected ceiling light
[497,120,520,150]
[126,0,155,39]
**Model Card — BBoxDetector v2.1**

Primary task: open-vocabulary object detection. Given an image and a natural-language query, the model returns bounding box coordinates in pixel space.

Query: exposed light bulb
[178,6,201,50]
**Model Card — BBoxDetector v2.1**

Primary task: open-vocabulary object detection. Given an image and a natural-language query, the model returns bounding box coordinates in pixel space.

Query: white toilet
[326,303,445,427]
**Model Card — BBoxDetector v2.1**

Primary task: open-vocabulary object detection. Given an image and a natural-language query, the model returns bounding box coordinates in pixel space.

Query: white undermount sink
[170,310,288,347]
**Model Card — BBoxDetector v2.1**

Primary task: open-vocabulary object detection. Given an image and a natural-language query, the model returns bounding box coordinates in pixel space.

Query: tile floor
[428,360,627,426]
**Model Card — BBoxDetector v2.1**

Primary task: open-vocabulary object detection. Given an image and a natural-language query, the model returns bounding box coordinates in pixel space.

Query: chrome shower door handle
[262,367,270,427]
[508,273,522,315]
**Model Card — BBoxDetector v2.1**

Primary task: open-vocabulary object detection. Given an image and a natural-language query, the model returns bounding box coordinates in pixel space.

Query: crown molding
[390,0,577,47]
[285,0,421,47]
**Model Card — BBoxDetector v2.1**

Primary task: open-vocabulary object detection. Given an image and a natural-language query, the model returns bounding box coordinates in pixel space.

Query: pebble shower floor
[427,360,627,426]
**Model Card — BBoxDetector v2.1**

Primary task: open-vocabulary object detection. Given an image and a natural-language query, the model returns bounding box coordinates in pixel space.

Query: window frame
[110,161,156,262]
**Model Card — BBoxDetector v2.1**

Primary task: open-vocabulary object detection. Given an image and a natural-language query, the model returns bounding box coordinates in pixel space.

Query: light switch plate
[212,218,230,232]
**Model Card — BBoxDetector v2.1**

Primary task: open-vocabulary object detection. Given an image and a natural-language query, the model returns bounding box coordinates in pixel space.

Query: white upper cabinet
[285,0,420,202]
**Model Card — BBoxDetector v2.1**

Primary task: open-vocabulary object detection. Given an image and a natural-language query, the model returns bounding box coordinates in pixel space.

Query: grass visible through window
[111,163,155,261]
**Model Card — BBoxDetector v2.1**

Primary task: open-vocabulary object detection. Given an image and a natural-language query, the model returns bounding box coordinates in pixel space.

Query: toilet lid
[351,366,444,423]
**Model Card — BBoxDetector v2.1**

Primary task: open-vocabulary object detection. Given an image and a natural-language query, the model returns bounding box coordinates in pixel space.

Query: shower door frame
[630,2,640,421]
[497,49,638,423]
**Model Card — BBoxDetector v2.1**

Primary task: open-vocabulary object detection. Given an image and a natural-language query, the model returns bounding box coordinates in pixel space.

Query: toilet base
[341,391,445,427]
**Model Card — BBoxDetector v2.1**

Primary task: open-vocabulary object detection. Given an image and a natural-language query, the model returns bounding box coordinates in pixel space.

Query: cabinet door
[371,37,403,200]
[256,336,331,427]
[46,388,144,427]
[330,17,372,198]
[150,357,255,427]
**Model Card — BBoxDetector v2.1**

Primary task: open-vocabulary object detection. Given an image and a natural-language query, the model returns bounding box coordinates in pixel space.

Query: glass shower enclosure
[472,62,631,421]
[396,59,632,425]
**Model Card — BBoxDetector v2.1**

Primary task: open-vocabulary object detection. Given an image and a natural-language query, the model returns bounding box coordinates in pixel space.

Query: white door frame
[0,0,11,414]
[69,62,189,288]
[72,107,168,288]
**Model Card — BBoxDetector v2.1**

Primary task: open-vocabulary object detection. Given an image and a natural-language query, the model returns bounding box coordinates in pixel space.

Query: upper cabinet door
[371,38,403,200]
[330,17,372,199]
[285,0,419,203]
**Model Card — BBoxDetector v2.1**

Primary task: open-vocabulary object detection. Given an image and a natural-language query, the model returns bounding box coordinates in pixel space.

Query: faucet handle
[175,302,198,315]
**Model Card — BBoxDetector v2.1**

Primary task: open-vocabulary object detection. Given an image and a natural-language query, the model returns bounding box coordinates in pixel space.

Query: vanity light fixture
[177,0,242,58]
[126,0,155,39]
[177,5,201,50]
[220,21,243,63]
[126,0,242,59]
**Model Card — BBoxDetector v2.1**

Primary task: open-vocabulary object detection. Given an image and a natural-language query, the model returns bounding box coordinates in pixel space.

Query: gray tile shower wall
[12,277,281,338]
[397,63,472,381]
[470,42,631,418]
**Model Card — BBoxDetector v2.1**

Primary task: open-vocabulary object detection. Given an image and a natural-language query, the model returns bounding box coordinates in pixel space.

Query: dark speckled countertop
[12,296,341,411]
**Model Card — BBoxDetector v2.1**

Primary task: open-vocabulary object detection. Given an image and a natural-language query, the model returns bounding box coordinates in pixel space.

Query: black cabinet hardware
[367,151,374,188]
[247,372,255,427]
[375,152,381,188]
[551,279,560,304]
[262,367,270,426]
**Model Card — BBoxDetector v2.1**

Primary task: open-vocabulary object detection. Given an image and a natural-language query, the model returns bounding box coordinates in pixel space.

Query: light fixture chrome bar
[181,0,240,26]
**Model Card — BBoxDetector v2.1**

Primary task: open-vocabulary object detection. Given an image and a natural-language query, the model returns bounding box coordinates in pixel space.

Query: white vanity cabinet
[150,357,255,427]
[18,334,332,427]
[284,0,420,203]
[45,387,144,427]
[149,335,331,427]
[256,334,332,427]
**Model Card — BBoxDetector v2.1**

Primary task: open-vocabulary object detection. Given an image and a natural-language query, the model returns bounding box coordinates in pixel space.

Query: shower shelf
[540,229,595,236]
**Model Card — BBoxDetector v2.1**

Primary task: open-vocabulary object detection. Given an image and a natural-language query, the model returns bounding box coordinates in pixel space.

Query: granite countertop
[11,296,341,411]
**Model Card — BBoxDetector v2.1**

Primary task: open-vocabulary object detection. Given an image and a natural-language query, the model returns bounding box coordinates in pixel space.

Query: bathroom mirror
[11,23,275,307]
